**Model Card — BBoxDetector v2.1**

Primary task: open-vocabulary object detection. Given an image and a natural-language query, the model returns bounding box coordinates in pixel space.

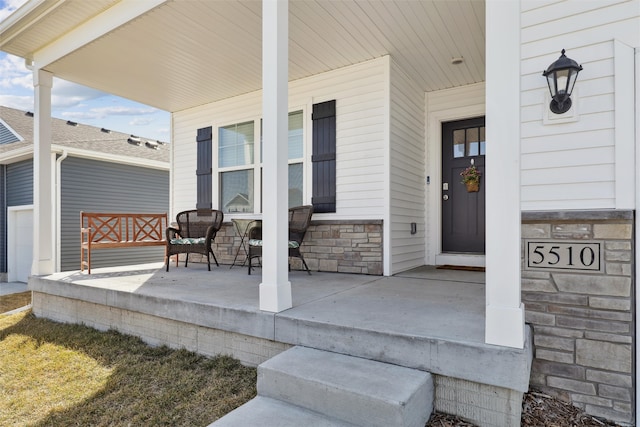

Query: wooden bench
[81,212,168,274]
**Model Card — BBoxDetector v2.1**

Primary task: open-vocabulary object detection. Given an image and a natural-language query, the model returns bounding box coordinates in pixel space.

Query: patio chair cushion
[170,237,206,245]
[248,239,300,249]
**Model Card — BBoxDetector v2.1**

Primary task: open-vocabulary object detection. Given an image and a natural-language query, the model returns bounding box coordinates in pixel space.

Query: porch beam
[31,0,167,69]
[32,68,55,276]
[259,0,292,312]
[484,0,525,349]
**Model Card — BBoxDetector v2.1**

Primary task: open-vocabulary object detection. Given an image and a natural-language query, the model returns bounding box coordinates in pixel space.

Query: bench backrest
[81,212,168,243]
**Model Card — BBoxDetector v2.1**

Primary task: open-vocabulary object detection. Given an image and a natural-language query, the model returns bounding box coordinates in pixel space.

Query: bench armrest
[81,227,91,242]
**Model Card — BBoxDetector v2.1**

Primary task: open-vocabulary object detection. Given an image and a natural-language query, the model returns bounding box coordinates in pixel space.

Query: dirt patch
[0,292,31,314]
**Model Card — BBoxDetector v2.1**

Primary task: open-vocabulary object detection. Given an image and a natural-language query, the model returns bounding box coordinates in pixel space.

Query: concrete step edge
[208,396,359,427]
[258,346,434,427]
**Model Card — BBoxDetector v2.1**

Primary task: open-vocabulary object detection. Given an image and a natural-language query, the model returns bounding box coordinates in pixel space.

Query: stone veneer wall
[521,210,635,425]
[209,219,383,275]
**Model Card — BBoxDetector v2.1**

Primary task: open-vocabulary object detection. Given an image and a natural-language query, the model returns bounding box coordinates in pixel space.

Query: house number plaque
[524,240,603,273]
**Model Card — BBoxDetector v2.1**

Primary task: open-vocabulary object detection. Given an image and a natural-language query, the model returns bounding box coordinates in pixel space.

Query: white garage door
[9,207,33,283]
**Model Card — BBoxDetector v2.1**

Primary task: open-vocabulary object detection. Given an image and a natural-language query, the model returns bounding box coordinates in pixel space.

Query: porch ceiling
[0,0,485,113]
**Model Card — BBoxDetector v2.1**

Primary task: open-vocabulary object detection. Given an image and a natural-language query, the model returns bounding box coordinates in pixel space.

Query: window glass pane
[219,121,254,168]
[288,163,303,208]
[260,119,262,164]
[466,127,479,156]
[220,169,254,213]
[261,111,304,162]
[453,129,465,158]
[479,126,486,155]
[288,111,303,160]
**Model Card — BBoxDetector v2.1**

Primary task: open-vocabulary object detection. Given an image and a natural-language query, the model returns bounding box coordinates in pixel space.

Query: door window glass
[453,129,465,158]
[467,127,479,156]
[452,126,486,157]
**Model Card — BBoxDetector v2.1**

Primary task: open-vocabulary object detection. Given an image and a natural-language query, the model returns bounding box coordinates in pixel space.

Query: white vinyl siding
[172,57,388,220]
[520,1,640,211]
[389,58,426,274]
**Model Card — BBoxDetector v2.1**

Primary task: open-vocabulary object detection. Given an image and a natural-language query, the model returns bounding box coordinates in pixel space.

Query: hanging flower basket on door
[465,180,479,192]
[460,165,481,193]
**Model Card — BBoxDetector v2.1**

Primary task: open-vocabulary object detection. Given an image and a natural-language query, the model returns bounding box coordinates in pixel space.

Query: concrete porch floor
[28,263,532,395]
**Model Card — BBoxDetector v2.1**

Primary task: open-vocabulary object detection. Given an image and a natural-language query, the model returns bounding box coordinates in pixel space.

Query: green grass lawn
[0,311,256,426]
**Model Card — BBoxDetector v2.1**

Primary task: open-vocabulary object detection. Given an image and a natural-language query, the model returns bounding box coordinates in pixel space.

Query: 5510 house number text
[525,240,603,273]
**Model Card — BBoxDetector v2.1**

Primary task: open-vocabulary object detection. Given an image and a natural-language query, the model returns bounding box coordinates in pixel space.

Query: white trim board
[7,205,34,283]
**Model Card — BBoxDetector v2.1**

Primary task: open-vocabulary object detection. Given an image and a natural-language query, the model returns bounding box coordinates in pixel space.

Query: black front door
[441,117,485,253]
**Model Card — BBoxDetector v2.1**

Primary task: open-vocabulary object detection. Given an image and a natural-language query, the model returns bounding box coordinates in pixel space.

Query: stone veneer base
[522,210,635,425]
[212,219,384,275]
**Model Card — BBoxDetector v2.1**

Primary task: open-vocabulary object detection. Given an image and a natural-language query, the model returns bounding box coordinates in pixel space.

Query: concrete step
[209,396,357,427]
[257,346,433,427]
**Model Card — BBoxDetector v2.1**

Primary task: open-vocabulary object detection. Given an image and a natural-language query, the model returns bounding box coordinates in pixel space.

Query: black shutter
[312,100,336,213]
[196,126,212,213]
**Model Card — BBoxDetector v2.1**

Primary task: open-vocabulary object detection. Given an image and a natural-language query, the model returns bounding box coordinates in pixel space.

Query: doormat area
[437,265,486,272]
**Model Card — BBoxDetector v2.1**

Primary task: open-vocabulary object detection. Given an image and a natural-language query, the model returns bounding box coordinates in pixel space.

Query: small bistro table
[230,218,262,268]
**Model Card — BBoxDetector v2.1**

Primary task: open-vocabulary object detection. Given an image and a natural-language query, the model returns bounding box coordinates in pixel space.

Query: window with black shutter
[311,100,336,213]
[196,126,212,213]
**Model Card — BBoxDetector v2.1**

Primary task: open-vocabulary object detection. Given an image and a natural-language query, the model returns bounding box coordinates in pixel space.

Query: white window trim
[216,107,307,216]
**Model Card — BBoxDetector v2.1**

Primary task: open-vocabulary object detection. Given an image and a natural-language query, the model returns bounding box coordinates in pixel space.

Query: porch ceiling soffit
[0,0,486,113]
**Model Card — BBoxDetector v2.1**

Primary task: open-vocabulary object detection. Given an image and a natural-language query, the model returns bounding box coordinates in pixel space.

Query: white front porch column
[32,69,55,276]
[259,0,292,312]
[484,0,525,348]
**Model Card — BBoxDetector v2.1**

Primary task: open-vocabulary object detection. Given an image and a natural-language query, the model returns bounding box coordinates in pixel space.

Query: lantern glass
[556,69,569,96]
[567,71,578,96]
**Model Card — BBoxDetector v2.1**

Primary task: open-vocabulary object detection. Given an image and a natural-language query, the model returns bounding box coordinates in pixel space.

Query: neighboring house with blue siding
[0,106,169,282]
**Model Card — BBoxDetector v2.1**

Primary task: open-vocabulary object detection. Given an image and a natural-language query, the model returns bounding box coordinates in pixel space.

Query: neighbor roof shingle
[0,106,169,164]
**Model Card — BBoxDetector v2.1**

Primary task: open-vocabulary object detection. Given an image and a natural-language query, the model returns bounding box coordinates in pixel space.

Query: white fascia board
[32,0,167,69]
[0,145,169,170]
[0,0,53,42]
[51,144,169,171]
[0,118,24,142]
[0,146,33,164]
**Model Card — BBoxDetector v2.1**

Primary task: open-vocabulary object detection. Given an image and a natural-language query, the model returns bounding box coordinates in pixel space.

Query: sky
[0,0,170,142]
